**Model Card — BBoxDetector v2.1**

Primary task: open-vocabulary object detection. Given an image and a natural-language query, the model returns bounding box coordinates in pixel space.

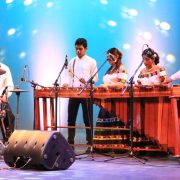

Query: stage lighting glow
[154,19,171,31]
[7,28,16,36]
[107,20,117,27]
[160,21,171,31]
[137,31,152,42]
[100,0,109,5]
[24,0,33,6]
[46,2,54,8]
[121,7,138,18]
[128,9,138,17]
[5,0,14,4]
[19,52,26,59]
[32,29,38,35]
[123,43,131,50]
[166,54,176,63]
[143,32,152,40]
[154,19,160,26]
[149,0,157,2]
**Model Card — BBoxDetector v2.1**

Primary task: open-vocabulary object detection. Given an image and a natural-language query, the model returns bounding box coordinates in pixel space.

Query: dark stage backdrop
[0,0,179,142]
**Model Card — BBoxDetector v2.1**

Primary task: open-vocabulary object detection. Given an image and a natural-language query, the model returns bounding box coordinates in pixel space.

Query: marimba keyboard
[34,85,180,155]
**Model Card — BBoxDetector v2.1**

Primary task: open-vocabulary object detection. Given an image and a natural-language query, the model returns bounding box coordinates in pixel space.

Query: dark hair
[105,48,123,75]
[107,47,123,61]
[142,48,159,65]
[75,38,87,48]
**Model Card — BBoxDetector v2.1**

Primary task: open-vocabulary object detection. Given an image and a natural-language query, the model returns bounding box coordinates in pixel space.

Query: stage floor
[0,151,180,180]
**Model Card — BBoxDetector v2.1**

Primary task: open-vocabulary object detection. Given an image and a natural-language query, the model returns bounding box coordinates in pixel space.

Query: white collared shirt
[65,55,98,87]
[0,63,14,98]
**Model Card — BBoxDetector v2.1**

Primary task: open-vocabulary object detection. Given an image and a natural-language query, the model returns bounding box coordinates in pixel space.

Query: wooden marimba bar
[34,85,180,156]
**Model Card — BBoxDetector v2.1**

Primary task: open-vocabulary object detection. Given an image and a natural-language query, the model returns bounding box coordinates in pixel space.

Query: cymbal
[0,69,6,75]
[9,89,30,93]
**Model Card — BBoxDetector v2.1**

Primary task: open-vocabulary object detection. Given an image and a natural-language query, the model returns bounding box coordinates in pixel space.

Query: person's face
[143,55,154,68]
[107,53,118,65]
[75,45,87,58]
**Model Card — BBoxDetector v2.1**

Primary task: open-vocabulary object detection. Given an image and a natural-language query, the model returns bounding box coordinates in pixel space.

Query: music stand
[9,89,29,129]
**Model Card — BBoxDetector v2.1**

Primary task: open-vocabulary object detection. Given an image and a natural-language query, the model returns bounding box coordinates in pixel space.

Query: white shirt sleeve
[0,63,14,97]
[170,70,180,81]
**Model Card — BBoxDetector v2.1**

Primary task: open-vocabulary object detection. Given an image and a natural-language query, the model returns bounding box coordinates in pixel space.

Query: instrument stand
[104,60,147,164]
[26,80,44,129]
[53,83,59,130]
[76,59,108,160]
[76,80,95,160]
[53,60,67,130]
[14,90,22,129]
[10,86,29,130]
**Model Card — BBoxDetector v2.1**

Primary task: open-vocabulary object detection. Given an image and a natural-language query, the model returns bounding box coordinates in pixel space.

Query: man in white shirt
[166,70,180,83]
[0,62,15,142]
[63,38,98,151]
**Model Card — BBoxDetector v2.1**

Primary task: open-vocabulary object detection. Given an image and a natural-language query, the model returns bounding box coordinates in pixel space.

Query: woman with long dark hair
[137,47,166,85]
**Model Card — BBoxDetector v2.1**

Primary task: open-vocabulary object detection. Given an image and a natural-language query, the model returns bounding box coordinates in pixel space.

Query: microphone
[21,65,27,82]
[1,86,8,97]
[65,55,68,69]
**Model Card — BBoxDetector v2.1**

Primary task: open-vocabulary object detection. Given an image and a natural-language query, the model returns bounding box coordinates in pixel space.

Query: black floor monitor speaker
[3,130,75,170]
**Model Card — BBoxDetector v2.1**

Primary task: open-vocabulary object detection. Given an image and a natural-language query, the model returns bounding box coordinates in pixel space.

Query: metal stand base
[104,149,147,164]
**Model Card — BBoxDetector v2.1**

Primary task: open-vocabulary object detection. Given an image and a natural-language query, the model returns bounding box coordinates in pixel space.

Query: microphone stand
[77,59,108,159]
[19,79,44,130]
[53,62,67,130]
[105,60,147,163]
[26,80,44,130]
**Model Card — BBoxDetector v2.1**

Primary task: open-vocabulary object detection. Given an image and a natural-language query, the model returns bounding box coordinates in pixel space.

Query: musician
[0,62,15,142]
[98,47,127,118]
[137,47,166,85]
[165,70,180,83]
[93,48,127,152]
[62,38,98,151]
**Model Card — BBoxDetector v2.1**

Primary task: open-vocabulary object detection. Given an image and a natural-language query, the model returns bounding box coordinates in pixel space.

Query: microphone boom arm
[78,58,108,96]
[122,59,144,95]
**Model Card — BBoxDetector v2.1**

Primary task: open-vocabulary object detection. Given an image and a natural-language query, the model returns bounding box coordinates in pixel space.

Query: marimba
[34,85,180,156]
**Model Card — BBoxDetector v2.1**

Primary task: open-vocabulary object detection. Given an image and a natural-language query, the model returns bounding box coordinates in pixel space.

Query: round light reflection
[107,20,117,27]
[6,0,14,4]
[7,28,16,36]
[24,0,33,6]
[166,54,176,63]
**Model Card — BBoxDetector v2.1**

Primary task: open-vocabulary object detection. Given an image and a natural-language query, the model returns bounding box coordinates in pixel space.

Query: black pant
[67,98,91,145]
[0,103,15,142]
